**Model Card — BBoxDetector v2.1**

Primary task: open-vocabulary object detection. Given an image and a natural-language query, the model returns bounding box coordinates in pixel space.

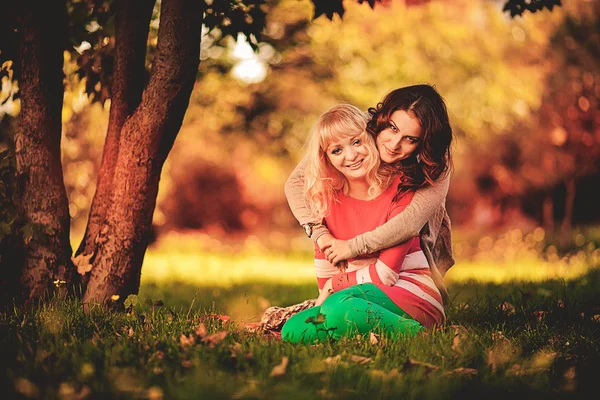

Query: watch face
[304,224,312,237]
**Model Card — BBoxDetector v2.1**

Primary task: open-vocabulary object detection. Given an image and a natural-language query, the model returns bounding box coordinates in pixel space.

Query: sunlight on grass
[141,230,600,287]
[445,258,593,284]
[142,251,316,286]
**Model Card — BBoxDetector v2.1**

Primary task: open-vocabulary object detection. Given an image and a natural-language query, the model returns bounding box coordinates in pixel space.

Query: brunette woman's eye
[389,124,398,133]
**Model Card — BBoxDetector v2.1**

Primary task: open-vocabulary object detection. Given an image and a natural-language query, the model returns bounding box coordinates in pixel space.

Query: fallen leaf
[501,302,516,316]
[349,355,372,364]
[532,310,547,322]
[127,327,134,337]
[323,355,343,365]
[242,322,261,333]
[195,323,207,338]
[451,325,469,355]
[369,332,380,345]
[179,334,195,350]
[403,358,439,373]
[181,359,192,368]
[442,367,478,377]
[269,356,289,377]
[592,314,600,322]
[201,331,228,348]
[72,253,94,275]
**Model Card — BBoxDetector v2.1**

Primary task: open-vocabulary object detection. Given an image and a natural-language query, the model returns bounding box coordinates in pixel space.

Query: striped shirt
[314,177,445,328]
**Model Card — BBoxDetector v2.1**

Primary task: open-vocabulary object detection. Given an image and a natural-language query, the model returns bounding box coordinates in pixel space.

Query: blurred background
[1,0,599,316]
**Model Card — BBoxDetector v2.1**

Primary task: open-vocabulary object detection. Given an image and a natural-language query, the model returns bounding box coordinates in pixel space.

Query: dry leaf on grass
[369,332,380,345]
[451,325,469,355]
[501,302,516,316]
[201,331,228,348]
[532,310,547,322]
[242,322,261,333]
[349,355,372,364]
[195,323,207,338]
[443,367,477,377]
[269,356,289,377]
[403,358,440,373]
[72,253,94,275]
[323,355,343,365]
[179,334,195,350]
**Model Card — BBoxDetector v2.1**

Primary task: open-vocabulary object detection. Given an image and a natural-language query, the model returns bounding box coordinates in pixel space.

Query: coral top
[314,177,445,328]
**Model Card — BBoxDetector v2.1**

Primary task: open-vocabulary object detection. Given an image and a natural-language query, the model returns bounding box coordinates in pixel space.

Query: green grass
[2,266,600,399]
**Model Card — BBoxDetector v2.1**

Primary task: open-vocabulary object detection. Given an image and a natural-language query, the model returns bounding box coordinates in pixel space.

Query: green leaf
[124,294,139,309]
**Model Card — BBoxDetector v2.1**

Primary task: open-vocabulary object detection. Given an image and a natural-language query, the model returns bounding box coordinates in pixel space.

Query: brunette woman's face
[376,110,423,164]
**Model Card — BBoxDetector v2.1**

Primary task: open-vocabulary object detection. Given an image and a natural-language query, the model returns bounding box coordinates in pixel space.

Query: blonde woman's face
[376,110,423,163]
[325,134,370,181]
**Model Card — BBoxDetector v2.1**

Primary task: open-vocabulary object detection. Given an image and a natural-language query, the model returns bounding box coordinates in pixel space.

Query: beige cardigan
[284,156,455,302]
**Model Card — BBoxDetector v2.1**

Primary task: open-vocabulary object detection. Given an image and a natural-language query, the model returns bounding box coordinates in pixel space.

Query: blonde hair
[304,104,391,220]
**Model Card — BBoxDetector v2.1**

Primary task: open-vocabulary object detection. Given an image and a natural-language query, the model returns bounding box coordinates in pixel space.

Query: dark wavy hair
[367,84,453,193]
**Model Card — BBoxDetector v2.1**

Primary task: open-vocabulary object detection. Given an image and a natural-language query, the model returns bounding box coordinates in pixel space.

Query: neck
[345,178,371,200]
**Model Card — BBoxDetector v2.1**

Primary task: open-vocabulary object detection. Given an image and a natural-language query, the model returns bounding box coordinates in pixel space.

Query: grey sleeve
[348,173,450,256]
[284,155,330,241]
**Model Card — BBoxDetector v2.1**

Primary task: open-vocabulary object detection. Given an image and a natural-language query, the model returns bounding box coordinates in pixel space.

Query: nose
[346,147,358,160]
[389,135,402,151]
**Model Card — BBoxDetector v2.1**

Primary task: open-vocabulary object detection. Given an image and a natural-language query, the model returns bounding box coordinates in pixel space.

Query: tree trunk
[14,0,75,301]
[542,193,554,233]
[82,0,203,307]
[560,177,576,247]
[76,0,155,290]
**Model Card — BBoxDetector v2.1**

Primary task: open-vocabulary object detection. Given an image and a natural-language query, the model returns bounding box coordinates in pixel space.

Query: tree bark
[82,0,203,307]
[560,177,576,246]
[76,0,155,289]
[14,0,75,301]
[542,193,554,233]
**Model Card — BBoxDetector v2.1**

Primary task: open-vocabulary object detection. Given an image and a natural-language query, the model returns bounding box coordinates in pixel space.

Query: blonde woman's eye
[352,139,361,145]
[331,148,342,155]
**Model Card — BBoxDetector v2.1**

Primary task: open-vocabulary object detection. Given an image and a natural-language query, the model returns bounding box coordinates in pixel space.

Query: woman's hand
[316,233,334,252]
[315,278,333,306]
[325,239,352,266]
[320,235,348,272]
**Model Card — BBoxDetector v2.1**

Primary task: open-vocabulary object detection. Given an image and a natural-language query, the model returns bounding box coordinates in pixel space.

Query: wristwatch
[302,222,319,238]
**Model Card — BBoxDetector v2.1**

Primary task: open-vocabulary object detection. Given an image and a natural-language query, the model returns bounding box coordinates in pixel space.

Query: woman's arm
[346,173,450,258]
[284,155,331,242]
[329,193,417,293]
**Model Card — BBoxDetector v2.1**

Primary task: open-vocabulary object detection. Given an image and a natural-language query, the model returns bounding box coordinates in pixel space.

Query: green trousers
[281,283,422,344]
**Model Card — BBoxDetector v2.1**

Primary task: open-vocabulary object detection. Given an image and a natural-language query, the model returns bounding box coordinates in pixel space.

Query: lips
[384,146,398,156]
[346,159,364,170]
